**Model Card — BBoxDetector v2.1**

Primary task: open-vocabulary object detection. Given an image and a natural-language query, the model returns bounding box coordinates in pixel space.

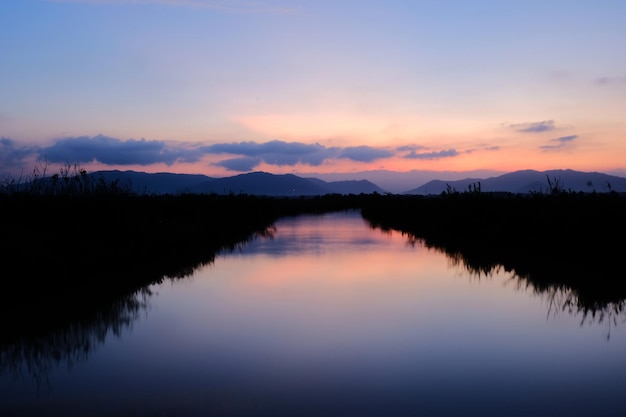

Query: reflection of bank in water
[539,286,625,341]
[384,229,626,340]
[362,192,626,338]
[0,287,152,390]
[0,225,276,390]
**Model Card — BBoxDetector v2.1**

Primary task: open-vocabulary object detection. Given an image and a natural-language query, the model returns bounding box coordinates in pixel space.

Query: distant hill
[193,172,327,196]
[305,177,384,195]
[193,172,386,196]
[405,169,626,195]
[83,169,626,196]
[305,169,504,194]
[89,170,214,194]
[90,170,385,196]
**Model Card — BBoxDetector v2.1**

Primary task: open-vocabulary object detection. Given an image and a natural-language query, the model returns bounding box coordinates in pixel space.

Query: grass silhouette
[1,168,625,386]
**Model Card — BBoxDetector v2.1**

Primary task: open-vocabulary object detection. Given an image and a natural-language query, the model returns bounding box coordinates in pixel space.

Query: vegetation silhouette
[0,165,367,385]
[2,166,624,309]
[2,166,626,386]
[361,188,626,336]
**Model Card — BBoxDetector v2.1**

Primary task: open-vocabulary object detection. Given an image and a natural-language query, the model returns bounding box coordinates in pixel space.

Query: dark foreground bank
[1,191,626,410]
[2,191,625,307]
[361,191,626,307]
[0,193,364,294]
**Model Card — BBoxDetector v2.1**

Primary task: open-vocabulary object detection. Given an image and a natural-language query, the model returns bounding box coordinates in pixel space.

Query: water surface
[2,211,625,416]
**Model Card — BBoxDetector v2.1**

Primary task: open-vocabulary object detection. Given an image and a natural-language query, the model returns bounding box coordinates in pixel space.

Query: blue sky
[1,0,625,177]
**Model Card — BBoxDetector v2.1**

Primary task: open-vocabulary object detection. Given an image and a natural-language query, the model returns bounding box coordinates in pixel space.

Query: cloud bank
[40,135,201,165]
[203,140,336,167]
[204,140,401,170]
[0,136,468,175]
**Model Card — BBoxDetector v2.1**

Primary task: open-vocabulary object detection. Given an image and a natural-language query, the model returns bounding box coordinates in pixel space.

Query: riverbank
[2,191,624,303]
[2,191,625,378]
[360,191,626,306]
[0,193,362,296]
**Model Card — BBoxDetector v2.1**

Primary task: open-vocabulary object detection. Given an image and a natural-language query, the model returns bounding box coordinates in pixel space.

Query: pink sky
[1,1,625,178]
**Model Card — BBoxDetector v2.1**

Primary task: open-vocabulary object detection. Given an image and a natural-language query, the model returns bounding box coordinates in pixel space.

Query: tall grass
[0,161,132,196]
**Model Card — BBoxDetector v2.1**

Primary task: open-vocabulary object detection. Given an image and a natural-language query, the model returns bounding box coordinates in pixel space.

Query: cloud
[460,145,500,155]
[505,120,556,133]
[396,145,427,152]
[404,149,458,160]
[48,0,298,13]
[595,76,626,86]
[554,135,577,142]
[338,146,394,163]
[540,135,578,151]
[40,135,201,165]
[214,157,262,171]
[204,141,395,169]
[203,140,338,167]
[0,138,39,175]
[1,138,34,163]
[4,136,470,174]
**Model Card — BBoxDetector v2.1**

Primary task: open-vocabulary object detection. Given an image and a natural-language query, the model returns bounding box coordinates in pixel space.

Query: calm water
[2,211,626,416]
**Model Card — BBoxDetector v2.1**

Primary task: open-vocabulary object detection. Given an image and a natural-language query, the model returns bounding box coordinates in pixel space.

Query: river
[2,211,625,416]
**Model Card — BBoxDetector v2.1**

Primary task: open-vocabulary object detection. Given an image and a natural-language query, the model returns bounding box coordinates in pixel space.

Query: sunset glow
[1,0,625,179]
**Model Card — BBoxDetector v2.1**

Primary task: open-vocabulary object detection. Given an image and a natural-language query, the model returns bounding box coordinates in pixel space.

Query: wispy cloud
[48,0,300,13]
[398,144,469,160]
[554,135,577,142]
[540,135,578,151]
[595,76,626,86]
[504,120,556,133]
[404,149,458,160]
[464,145,500,154]
[396,145,427,152]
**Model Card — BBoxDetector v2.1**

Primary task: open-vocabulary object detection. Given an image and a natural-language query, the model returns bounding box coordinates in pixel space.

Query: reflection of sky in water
[2,211,626,416]
[222,210,385,256]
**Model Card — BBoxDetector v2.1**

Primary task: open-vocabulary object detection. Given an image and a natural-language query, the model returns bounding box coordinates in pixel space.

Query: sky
[1,0,625,179]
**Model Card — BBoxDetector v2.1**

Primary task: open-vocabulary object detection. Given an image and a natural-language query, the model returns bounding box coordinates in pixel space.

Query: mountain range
[91,170,386,196]
[89,169,626,196]
[408,169,626,194]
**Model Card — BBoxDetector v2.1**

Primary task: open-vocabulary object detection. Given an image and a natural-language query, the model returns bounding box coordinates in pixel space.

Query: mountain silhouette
[89,170,385,196]
[90,170,214,194]
[82,169,626,196]
[404,169,626,194]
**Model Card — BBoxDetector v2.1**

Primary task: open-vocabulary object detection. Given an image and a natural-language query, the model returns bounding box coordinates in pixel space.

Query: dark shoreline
[361,192,626,307]
[2,191,624,303]
[1,191,625,385]
[0,193,359,293]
